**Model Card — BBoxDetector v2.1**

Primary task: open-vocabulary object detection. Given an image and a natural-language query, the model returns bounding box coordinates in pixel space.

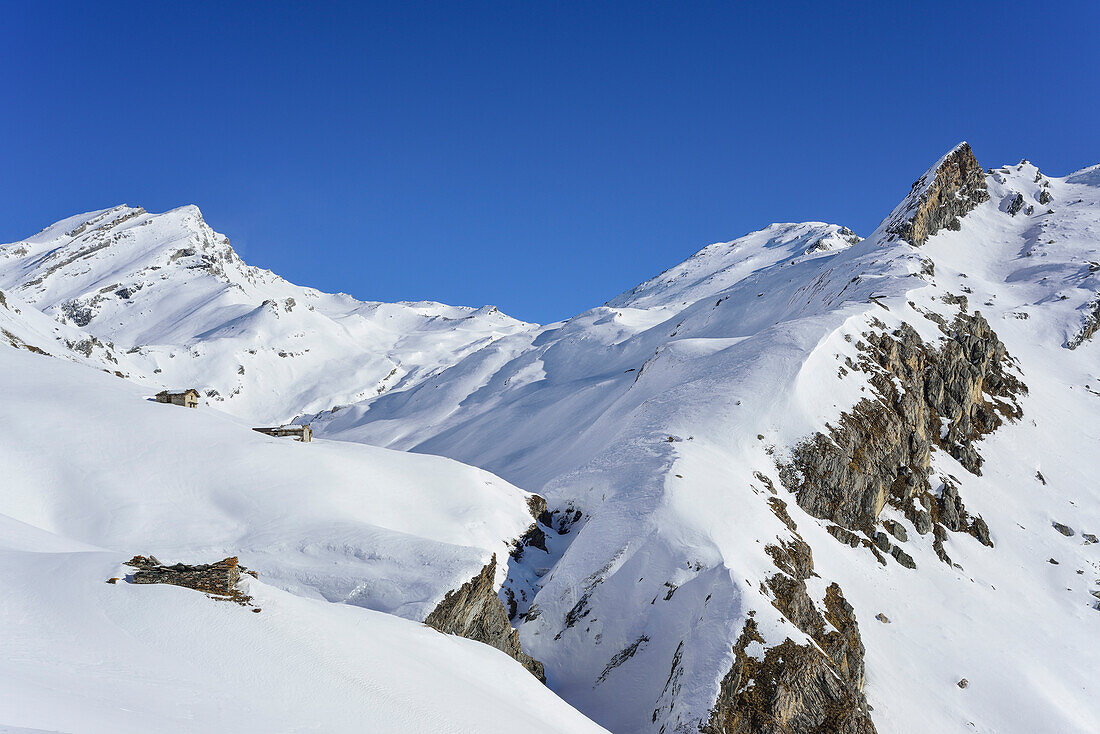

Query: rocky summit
[3,142,1100,734]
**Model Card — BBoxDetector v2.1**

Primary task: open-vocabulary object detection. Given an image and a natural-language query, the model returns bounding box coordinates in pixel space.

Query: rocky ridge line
[882,142,990,247]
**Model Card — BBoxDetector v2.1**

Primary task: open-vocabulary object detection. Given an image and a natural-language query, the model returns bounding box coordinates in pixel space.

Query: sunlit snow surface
[0,345,607,733]
[0,204,534,425]
[316,161,1100,734]
[2,154,1099,733]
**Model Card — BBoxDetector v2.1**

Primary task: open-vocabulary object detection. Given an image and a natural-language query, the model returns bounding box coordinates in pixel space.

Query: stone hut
[126,555,242,596]
[252,424,312,442]
[155,388,200,408]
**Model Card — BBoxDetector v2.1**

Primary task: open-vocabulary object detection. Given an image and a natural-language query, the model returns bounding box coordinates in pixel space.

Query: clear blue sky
[3,2,1098,323]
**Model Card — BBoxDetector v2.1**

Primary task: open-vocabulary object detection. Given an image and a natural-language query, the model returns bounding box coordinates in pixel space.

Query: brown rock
[424,555,545,682]
[884,143,990,247]
[702,614,876,734]
[781,313,1024,536]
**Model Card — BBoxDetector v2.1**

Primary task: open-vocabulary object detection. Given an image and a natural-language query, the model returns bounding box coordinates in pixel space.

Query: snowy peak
[1066,162,1100,186]
[0,205,536,424]
[877,141,989,247]
[981,158,1100,349]
[0,203,288,338]
[305,145,1100,733]
[608,222,861,310]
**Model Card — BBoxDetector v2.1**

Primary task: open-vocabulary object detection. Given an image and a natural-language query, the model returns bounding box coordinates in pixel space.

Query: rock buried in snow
[958,678,969,689]
[890,545,917,570]
[875,613,890,624]
[1052,522,1075,537]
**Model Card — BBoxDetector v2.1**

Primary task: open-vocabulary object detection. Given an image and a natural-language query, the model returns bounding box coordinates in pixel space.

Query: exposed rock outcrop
[3,328,49,355]
[700,486,875,734]
[1066,295,1100,350]
[702,619,876,734]
[883,142,990,247]
[124,554,256,605]
[704,536,876,734]
[1007,193,1026,216]
[781,313,1025,540]
[424,554,546,682]
[510,494,551,560]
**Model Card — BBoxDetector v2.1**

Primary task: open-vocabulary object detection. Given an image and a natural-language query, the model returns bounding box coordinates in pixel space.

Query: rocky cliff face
[882,142,990,247]
[781,311,1025,558]
[700,145,1032,733]
[704,535,875,734]
[702,307,1025,732]
[424,554,547,682]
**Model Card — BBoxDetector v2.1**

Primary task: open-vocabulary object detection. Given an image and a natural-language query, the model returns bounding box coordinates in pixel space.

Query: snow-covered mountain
[309,144,1100,733]
[0,204,534,424]
[0,314,603,732]
[3,142,1099,734]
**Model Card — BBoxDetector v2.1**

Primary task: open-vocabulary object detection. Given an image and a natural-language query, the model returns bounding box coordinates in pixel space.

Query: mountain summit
[2,144,1099,733]
[1,204,533,424]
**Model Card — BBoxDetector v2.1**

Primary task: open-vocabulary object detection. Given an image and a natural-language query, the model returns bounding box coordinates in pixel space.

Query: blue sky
[3,1,1098,323]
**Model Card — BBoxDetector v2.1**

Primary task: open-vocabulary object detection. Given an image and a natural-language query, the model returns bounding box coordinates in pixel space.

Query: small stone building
[155,388,200,408]
[126,555,241,596]
[252,424,312,442]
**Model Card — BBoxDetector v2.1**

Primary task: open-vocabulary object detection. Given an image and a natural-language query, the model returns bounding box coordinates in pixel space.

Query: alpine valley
[2,143,1098,734]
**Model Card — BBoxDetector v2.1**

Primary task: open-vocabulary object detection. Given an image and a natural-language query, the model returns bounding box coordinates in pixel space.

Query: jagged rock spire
[880,142,990,247]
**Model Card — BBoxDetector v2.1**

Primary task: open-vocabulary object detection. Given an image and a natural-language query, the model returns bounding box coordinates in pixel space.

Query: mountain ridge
[2,143,1099,733]
[0,204,535,424]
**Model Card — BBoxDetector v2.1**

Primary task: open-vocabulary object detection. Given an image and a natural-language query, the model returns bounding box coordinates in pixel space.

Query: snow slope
[0,343,607,733]
[0,205,535,424]
[3,145,1099,734]
[310,149,1100,733]
[0,285,135,374]
[608,221,861,310]
[0,546,605,734]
